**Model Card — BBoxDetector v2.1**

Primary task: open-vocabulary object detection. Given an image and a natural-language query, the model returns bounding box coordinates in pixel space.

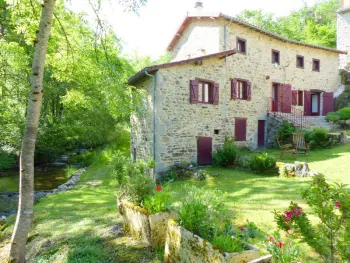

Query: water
[0,166,68,193]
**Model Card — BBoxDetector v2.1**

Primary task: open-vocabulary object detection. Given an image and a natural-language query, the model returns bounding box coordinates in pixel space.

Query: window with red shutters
[292,90,298,106]
[189,80,199,104]
[235,118,247,141]
[191,80,218,104]
[298,91,303,106]
[232,79,251,101]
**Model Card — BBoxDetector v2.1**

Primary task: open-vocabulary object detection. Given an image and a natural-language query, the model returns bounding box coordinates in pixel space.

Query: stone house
[128,1,350,177]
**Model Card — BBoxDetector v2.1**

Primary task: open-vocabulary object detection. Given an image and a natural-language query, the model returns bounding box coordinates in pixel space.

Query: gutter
[144,70,156,180]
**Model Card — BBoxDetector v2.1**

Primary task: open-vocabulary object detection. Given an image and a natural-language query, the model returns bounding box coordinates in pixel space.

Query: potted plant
[164,186,262,263]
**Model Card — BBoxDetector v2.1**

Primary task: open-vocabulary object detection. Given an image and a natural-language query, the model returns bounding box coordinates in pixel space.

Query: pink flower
[335,201,340,207]
[240,227,247,231]
[269,236,274,242]
[156,186,163,191]
[279,242,284,248]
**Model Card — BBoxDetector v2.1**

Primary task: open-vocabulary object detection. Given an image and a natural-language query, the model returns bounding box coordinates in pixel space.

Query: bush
[177,186,228,240]
[143,186,172,214]
[325,112,341,122]
[161,162,195,182]
[211,235,244,253]
[0,151,16,169]
[308,128,334,149]
[212,141,239,168]
[339,106,350,120]
[276,121,295,144]
[266,233,301,263]
[249,153,277,174]
[274,175,350,262]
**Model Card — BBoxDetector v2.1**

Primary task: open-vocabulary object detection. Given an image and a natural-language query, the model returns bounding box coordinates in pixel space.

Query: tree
[8,0,55,262]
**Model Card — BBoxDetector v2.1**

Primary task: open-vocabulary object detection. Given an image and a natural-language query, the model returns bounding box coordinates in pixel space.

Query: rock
[71,175,80,183]
[34,192,48,200]
[52,189,59,194]
[65,179,76,186]
[67,185,74,190]
[294,161,310,177]
[58,184,68,191]
[0,216,7,224]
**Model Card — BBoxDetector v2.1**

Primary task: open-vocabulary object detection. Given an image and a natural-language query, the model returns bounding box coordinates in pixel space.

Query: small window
[272,50,280,64]
[198,81,213,104]
[298,91,303,106]
[296,55,304,68]
[133,147,137,162]
[236,37,246,54]
[214,129,220,135]
[313,59,320,72]
[237,80,248,100]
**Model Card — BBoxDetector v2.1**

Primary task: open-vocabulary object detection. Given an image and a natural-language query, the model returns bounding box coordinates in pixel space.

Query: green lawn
[170,142,350,262]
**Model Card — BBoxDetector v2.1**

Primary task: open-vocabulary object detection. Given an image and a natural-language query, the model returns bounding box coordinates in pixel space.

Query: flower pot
[119,200,177,248]
[164,220,261,263]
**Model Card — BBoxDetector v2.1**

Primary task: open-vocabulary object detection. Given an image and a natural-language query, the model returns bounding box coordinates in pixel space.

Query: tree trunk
[8,0,55,262]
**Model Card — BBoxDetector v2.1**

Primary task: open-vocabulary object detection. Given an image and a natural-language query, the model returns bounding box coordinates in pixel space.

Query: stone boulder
[58,184,68,191]
[65,179,76,186]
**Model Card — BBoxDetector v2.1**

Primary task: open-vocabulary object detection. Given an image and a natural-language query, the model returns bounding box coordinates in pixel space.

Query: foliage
[306,128,334,149]
[266,233,301,263]
[211,235,244,253]
[223,219,261,242]
[143,186,172,214]
[237,0,340,48]
[274,175,350,262]
[249,153,277,174]
[0,151,16,170]
[177,185,228,241]
[276,121,296,144]
[339,107,350,120]
[212,141,239,168]
[161,162,195,182]
[335,85,350,110]
[325,112,341,122]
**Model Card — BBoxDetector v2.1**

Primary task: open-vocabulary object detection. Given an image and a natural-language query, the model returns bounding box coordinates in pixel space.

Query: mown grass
[170,141,350,262]
[0,129,160,263]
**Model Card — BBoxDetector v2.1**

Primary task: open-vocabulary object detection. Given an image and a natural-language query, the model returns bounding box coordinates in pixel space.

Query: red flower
[240,227,247,231]
[269,236,274,242]
[156,186,163,191]
[335,201,340,207]
[279,242,284,248]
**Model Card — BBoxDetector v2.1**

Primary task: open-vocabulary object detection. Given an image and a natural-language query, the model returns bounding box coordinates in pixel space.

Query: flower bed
[164,220,261,263]
[119,200,177,248]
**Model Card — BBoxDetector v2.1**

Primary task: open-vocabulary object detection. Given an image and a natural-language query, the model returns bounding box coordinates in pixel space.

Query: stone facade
[337,3,350,69]
[130,12,345,177]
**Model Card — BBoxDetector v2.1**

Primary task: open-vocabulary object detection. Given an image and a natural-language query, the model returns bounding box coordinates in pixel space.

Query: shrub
[211,235,244,253]
[325,112,341,122]
[177,186,229,240]
[249,153,277,174]
[307,128,334,149]
[0,151,16,169]
[266,233,301,263]
[143,186,172,214]
[212,141,239,167]
[339,106,350,120]
[274,175,350,262]
[161,162,195,181]
[276,121,295,144]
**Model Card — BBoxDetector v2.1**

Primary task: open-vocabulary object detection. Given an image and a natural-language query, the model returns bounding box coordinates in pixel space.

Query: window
[214,129,220,135]
[298,91,303,106]
[198,81,213,103]
[190,80,219,104]
[235,118,247,141]
[296,55,304,68]
[236,37,246,54]
[237,80,248,100]
[313,59,320,72]
[272,50,280,64]
[133,147,137,162]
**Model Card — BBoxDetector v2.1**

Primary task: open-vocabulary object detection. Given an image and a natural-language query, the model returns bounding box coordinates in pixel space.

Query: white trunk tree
[8,0,56,262]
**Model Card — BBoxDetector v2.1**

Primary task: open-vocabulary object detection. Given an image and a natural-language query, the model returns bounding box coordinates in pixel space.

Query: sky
[69,0,319,59]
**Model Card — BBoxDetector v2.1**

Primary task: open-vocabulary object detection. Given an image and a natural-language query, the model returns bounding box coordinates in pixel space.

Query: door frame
[271,83,280,112]
[311,92,320,116]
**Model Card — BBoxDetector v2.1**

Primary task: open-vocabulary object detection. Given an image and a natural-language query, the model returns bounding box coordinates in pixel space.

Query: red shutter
[247,81,252,101]
[281,84,292,113]
[292,90,298,106]
[322,92,334,116]
[231,79,237,99]
[304,91,312,116]
[189,80,198,104]
[212,83,219,105]
[235,118,247,141]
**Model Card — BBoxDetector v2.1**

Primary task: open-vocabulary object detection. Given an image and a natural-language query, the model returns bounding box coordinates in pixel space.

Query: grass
[0,129,160,263]
[170,142,350,262]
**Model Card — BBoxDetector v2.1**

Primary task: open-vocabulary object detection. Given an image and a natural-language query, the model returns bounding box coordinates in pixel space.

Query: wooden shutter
[212,83,219,105]
[292,90,298,106]
[231,79,237,99]
[189,80,199,104]
[322,92,334,116]
[304,91,312,116]
[235,118,247,141]
[247,81,252,101]
[281,84,292,113]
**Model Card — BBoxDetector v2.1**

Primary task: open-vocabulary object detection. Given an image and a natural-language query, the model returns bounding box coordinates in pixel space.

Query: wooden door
[322,92,334,116]
[197,137,212,165]
[272,83,279,112]
[281,84,292,113]
[258,120,265,147]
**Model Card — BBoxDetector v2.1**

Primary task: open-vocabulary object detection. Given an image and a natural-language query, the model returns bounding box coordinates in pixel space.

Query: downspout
[145,70,156,180]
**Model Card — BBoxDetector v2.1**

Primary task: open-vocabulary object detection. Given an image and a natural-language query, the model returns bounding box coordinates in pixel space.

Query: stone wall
[337,10,350,69]
[130,78,154,163]
[266,116,283,147]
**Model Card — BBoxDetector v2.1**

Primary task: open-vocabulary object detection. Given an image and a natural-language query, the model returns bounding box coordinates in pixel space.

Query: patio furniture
[292,132,311,156]
[276,136,296,159]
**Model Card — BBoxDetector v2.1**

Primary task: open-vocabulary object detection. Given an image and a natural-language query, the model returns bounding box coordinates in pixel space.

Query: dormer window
[236,37,246,54]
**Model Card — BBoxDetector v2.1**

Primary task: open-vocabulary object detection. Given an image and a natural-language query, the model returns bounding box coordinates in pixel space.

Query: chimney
[194,1,204,12]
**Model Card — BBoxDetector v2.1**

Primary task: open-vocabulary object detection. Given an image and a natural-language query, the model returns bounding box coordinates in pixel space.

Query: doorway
[311,93,320,116]
[197,137,212,165]
[258,120,266,147]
